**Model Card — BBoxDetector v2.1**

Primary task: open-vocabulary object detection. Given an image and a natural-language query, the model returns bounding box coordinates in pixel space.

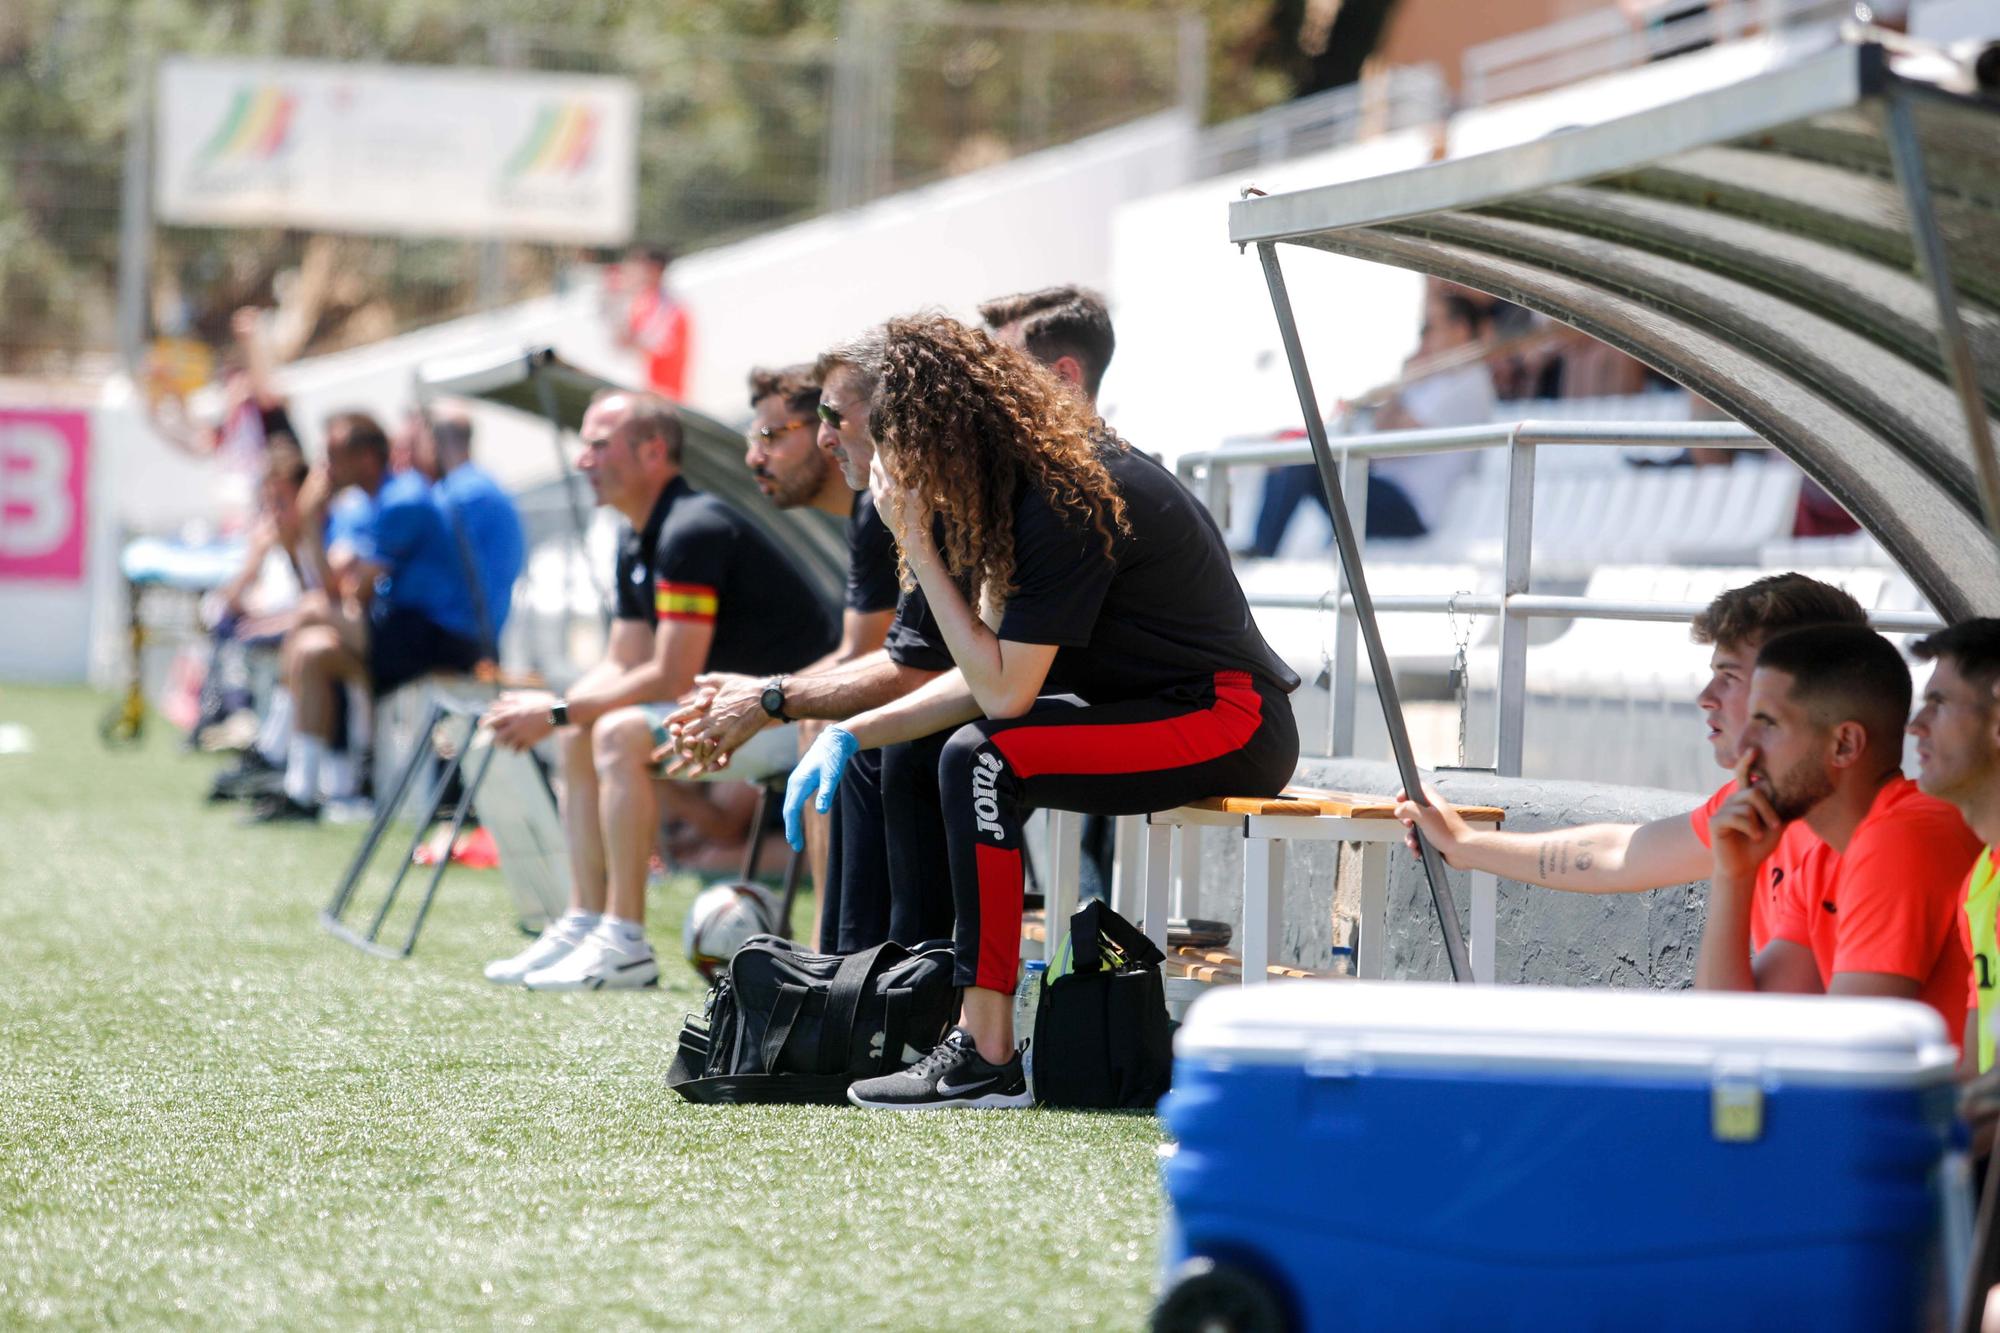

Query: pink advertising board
[0,409,90,584]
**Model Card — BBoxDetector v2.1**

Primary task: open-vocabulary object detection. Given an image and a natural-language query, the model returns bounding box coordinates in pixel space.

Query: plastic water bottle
[1015,959,1048,1094]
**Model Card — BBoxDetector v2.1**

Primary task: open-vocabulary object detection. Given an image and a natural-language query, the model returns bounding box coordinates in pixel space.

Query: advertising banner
[0,410,90,584]
[155,56,638,244]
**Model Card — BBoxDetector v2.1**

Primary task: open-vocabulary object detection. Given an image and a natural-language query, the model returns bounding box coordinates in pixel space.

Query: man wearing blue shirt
[253,411,484,822]
[419,403,524,659]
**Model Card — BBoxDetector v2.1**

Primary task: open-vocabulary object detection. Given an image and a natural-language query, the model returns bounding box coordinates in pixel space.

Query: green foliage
[0,685,1168,1327]
[1,1,1311,368]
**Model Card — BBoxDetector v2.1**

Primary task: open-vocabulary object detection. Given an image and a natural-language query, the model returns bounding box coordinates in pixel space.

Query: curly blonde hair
[867,313,1128,607]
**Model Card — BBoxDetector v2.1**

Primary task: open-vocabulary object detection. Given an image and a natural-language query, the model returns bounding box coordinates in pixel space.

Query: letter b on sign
[0,411,89,583]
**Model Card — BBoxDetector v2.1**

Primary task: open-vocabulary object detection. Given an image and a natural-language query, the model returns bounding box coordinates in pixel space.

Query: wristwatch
[759,677,790,723]
[548,699,570,728]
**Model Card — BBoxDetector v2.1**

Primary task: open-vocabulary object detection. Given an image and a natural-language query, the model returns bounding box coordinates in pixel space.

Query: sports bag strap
[760,984,810,1072]
[1068,899,1108,974]
[1070,898,1166,970]
[818,944,901,1071]
[879,987,912,1073]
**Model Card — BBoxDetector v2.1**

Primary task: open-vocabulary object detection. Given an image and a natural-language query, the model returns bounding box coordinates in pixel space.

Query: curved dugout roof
[415,345,848,601]
[1230,36,2000,620]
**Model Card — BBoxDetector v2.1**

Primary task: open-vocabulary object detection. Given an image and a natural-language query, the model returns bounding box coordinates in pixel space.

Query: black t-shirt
[613,476,837,676]
[993,443,1299,703]
[883,582,953,673]
[845,491,900,615]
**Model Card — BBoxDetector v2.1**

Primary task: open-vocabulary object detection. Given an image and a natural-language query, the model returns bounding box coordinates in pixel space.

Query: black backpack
[1031,900,1173,1109]
[667,935,957,1104]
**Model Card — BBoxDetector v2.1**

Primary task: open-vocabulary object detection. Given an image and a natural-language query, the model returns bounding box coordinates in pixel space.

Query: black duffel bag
[667,935,956,1104]
[1031,900,1173,1109]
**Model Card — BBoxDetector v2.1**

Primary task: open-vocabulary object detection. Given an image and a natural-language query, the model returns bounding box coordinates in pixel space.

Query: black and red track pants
[939,670,1298,992]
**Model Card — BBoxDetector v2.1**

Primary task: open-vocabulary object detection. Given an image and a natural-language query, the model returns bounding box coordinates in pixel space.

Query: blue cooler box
[1157,982,1960,1333]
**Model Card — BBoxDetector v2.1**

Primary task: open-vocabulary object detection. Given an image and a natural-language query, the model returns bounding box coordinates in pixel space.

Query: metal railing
[1193,64,1450,179]
[1176,419,1942,773]
[1460,0,1862,105]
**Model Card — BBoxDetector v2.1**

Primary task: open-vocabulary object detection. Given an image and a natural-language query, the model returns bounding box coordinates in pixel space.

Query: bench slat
[1181,786,1505,821]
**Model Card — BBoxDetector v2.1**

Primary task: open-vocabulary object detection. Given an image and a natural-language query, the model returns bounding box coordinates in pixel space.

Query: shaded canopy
[1231,36,2000,619]
[416,345,848,600]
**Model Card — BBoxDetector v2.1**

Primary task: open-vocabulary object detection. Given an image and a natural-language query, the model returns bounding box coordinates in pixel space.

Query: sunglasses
[749,416,814,443]
[816,402,845,430]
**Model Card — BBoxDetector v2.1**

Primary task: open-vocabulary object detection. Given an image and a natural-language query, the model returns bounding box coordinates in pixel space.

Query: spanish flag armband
[656,580,718,623]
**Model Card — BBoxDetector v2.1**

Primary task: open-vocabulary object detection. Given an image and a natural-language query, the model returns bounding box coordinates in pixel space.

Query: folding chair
[321,697,497,958]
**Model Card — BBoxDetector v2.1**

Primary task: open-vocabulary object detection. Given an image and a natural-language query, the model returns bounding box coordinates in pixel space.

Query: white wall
[1103,130,1437,467]
[665,110,1196,417]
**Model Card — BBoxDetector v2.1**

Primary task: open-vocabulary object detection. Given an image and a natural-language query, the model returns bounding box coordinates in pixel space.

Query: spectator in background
[1244,287,1494,557]
[249,412,483,823]
[413,401,526,661]
[192,435,312,751]
[207,439,375,805]
[482,391,836,991]
[616,244,694,401]
[146,306,295,531]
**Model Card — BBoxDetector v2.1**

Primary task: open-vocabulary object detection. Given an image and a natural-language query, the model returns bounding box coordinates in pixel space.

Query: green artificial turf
[0,687,1166,1328]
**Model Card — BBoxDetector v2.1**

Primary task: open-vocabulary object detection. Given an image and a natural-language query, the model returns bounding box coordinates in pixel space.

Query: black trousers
[939,672,1298,992]
[817,728,955,953]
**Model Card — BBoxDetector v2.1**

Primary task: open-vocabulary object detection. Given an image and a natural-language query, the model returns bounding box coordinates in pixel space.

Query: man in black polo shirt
[484,390,835,990]
[660,344,956,952]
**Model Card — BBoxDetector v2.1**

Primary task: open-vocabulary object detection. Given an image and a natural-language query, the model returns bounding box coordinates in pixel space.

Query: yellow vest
[1968,849,2000,1073]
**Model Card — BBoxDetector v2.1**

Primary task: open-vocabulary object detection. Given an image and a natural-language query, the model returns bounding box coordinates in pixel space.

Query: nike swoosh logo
[936,1074,997,1096]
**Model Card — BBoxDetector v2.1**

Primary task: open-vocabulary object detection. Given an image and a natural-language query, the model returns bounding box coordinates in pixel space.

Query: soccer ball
[683,881,781,982]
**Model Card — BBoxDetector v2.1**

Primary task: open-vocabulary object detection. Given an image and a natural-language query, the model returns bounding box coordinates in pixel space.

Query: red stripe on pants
[991,671,1264,780]
[975,843,1023,993]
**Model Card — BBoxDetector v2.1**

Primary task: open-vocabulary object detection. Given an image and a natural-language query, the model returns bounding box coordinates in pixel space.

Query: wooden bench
[1071,788,1504,985]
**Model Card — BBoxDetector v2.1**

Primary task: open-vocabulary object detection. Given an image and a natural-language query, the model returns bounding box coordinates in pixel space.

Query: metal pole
[114,48,154,375]
[1884,88,2000,557]
[1330,446,1366,758]
[1176,15,1207,126]
[530,358,611,627]
[1495,433,1535,776]
[826,0,869,209]
[1257,242,1472,983]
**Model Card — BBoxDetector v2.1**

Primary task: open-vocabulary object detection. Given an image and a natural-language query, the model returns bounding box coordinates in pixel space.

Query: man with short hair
[664,346,955,951]
[252,411,483,822]
[1696,624,1978,1037]
[977,285,1116,400]
[1910,620,2000,1069]
[979,286,1122,898]
[417,402,525,660]
[669,365,900,937]
[1397,572,1869,951]
[482,391,836,989]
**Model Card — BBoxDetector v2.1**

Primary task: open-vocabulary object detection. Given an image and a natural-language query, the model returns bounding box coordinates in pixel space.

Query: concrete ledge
[1190,757,1710,988]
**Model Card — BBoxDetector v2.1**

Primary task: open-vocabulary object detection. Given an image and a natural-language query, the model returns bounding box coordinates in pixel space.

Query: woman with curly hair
[784,313,1300,1110]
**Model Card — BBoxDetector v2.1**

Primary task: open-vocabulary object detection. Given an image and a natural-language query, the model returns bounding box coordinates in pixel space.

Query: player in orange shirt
[1397,573,1866,953]
[1697,624,1980,1039]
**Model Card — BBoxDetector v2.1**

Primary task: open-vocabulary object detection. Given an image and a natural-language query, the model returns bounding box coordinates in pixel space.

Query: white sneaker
[483,917,592,986]
[521,927,660,991]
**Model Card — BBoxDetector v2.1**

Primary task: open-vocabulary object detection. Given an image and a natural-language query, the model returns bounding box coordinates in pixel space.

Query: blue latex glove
[783,725,859,851]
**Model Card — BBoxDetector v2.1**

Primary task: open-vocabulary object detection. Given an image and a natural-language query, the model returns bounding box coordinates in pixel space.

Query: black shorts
[368,606,483,696]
